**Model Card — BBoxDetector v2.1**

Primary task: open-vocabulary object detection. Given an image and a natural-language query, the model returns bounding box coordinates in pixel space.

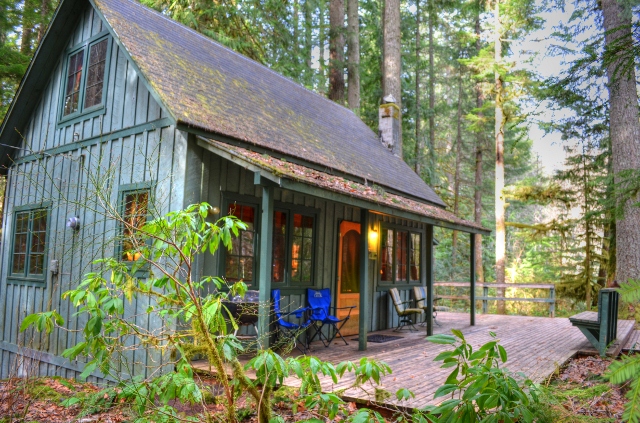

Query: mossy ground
[532,355,627,422]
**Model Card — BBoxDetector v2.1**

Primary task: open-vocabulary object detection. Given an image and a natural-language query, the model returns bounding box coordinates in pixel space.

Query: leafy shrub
[419,330,540,422]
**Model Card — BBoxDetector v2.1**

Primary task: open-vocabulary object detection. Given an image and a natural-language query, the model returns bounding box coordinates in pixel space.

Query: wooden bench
[569,288,619,356]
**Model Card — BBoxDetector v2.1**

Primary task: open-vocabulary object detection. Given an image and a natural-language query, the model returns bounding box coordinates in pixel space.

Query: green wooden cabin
[0,0,489,381]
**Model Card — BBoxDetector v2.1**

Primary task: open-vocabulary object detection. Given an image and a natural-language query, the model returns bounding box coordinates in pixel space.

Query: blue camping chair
[307,288,356,347]
[272,289,311,354]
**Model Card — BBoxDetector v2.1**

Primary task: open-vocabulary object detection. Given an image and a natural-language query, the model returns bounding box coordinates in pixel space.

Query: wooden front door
[337,221,360,337]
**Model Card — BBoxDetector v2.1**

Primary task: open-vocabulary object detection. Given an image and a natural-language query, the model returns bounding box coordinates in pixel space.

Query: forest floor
[0,353,635,422]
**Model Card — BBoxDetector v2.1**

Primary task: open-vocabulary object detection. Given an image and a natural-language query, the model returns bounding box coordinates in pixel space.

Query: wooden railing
[434,282,556,318]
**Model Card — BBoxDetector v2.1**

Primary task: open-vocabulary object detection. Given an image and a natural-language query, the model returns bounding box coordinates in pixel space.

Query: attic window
[61,35,110,119]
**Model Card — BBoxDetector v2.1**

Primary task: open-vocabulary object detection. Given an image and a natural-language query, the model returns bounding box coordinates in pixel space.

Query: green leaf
[434,384,458,399]
[498,345,508,362]
[426,334,456,344]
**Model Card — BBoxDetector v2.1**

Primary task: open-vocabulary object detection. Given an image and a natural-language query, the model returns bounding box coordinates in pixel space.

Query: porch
[200,312,635,410]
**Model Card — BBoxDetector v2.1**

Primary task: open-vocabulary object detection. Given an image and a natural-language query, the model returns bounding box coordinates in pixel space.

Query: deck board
[192,312,636,409]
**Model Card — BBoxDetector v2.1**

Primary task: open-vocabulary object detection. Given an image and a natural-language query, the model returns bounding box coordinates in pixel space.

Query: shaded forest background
[1,0,639,313]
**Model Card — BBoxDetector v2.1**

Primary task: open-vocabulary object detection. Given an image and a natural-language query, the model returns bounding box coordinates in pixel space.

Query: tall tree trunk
[427,0,435,174]
[414,0,423,175]
[347,0,360,113]
[37,0,51,43]
[601,0,640,283]
[318,0,327,95]
[451,71,463,279]
[474,0,485,283]
[383,0,402,158]
[582,150,592,308]
[304,0,313,87]
[20,0,37,55]
[329,0,345,103]
[294,0,300,65]
[494,0,507,313]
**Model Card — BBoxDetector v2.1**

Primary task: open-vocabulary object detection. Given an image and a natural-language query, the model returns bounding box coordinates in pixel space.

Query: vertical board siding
[15,3,163,159]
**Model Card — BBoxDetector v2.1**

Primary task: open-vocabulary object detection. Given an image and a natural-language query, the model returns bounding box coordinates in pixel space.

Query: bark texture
[494,0,506,313]
[601,0,640,283]
[414,0,423,175]
[383,0,402,158]
[347,0,360,112]
[329,0,345,103]
[474,0,485,283]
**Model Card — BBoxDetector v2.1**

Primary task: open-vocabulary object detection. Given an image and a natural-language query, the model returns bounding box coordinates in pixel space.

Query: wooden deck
[194,312,636,410]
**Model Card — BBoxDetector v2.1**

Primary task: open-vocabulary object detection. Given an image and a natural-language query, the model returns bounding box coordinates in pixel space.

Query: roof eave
[197,136,491,235]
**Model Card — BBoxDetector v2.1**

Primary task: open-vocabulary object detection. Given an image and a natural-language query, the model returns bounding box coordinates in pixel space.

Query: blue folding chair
[307,288,356,347]
[272,289,311,354]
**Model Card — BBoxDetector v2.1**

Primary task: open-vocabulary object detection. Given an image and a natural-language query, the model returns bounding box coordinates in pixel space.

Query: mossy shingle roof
[93,0,446,207]
[202,138,489,233]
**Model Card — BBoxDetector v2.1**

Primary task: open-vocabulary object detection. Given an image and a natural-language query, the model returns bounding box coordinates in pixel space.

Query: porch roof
[198,137,490,235]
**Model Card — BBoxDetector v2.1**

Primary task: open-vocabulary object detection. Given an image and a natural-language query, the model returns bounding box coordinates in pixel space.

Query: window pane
[291,213,313,285]
[12,209,48,277]
[396,231,408,282]
[122,191,148,261]
[29,254,44,275]
[272,211,286,283]
[410,233,421,281]
[12,254,25,274]
[84,39,108,108]
[380,229,393,282]
[63,50,84,116]
[226,203,255,283]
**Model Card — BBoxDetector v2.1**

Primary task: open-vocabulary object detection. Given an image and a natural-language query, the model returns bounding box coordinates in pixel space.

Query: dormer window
[61,35,110,119]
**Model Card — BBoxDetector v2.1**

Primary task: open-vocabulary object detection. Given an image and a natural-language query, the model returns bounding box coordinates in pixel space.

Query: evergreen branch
[616,279,640,302]
[606,354,640,384]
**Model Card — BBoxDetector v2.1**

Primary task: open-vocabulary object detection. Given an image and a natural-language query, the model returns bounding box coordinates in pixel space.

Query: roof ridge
[117,0,360,118]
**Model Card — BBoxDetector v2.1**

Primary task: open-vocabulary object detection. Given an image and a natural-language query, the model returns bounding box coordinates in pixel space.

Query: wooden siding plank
[134,79,150,126]
[110,47,127,131]
[122,61,138,128]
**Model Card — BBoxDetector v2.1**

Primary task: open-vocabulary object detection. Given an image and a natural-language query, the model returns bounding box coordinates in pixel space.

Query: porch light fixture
[368,228,378,252]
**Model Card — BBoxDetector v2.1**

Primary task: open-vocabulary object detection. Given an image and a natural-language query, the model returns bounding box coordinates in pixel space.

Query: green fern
[608,354,640,384]
[606,280,640,423]
[625,378,640,423]
[617,279,640,303]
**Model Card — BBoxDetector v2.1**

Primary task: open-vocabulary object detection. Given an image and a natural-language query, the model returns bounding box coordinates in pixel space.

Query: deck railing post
[482,285,488,314]
[470,233,476,326]
[426,225,434,336]
[550,286,555,318]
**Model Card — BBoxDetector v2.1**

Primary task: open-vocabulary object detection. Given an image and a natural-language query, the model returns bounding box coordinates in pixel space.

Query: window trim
[272,203,317,287]
[219,194,318,289]
[8,202,51,284]
[116,182,154,271]
[57,31,112,126]
[378,223,423,285]
[220,195,260,288]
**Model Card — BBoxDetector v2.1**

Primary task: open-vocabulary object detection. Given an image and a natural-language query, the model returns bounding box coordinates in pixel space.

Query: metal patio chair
[389,287,423,332]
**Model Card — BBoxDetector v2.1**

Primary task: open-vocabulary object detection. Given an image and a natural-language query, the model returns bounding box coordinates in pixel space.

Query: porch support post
[257,184,274,348]
[359,209,370,351]
[426,225,434,336]
[470,233,476,326]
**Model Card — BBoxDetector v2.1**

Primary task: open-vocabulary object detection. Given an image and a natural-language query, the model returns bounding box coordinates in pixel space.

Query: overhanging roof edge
[197,136,491,235]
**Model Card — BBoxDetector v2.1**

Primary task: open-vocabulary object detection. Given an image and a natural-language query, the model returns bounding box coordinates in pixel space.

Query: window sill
[7,277,47,286]
[57,106,106,129]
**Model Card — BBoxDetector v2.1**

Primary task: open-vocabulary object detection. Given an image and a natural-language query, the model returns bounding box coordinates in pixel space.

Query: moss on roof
[205,138,488,232]
[93,0,446,207]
